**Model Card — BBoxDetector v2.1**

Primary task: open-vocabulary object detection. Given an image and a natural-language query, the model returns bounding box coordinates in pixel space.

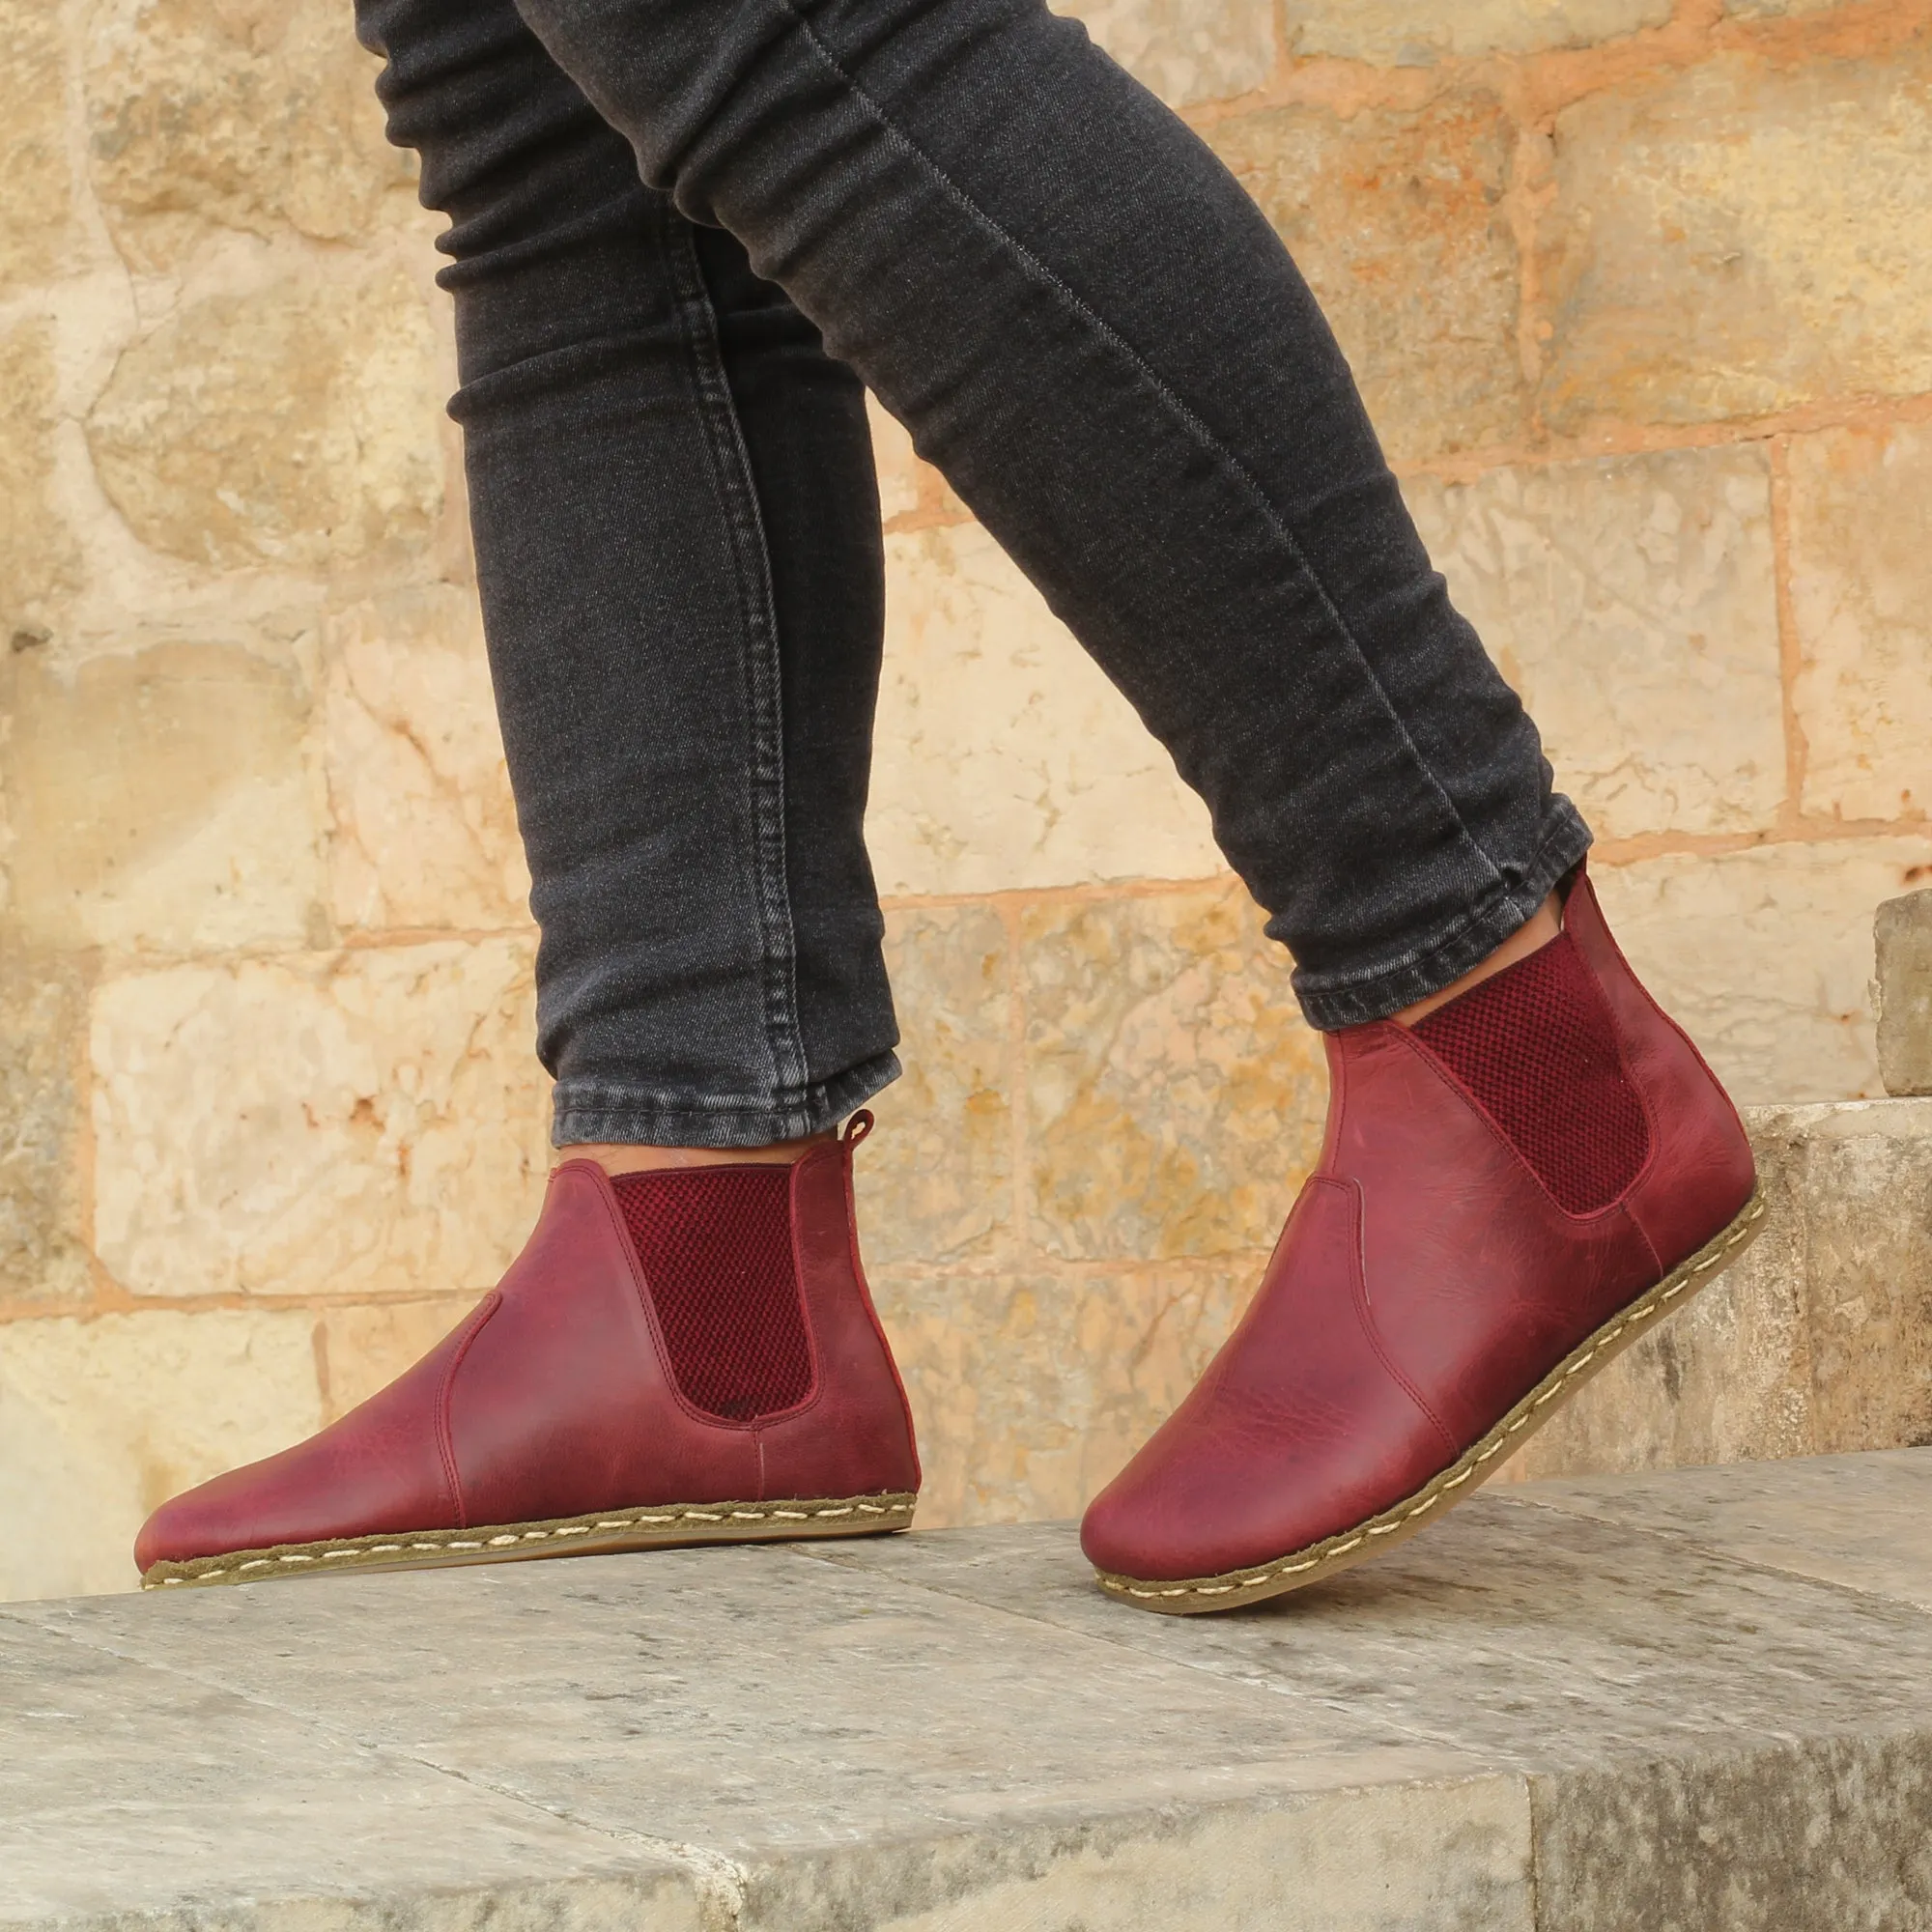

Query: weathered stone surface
[0,1622,693,1924]
[0,322,83,639]
[1875,889,1932,1096]
[1,640,325,953]
[1406,447,1783,838]
[84,0,414,270]
[870,1261,1260,1527]
[317,1295,478,1421]
[324,587,531,935]
[1055,0,1273,109]
[89,940,551,1301]
[827,1482,1932,1780]
[0,1,74,291]
[0,1308,320,1601]
[1497,1106,1815,1482]
[1210,92,1526,462]
[1531,1734,1932,1932]
[1540,49,1932,432]
[0,954,95,1311]
[1754,1097,1932,1455]
[1283,0,1667,63]
[9,1455,1932,1927]
[858,906,1014,1269]
[1520,1447,1932,1609]
[869,525,1219,896]
[86,268,443,571]
[1787,421,1932,823]
[9,1543,1514,1931]
[1592,839,1932,1103]
[1022,881,1326,1260]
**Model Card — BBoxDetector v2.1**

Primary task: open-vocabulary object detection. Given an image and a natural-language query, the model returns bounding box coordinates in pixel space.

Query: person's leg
[368,0,899,1153]
[508,0,1588,1024]
[131,0,923,1589]
[500,0,1759,1610]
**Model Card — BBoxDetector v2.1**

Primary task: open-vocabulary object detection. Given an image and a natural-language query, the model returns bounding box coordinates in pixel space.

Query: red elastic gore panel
[610,1165,814,1422]
[1413,929,1650,1215]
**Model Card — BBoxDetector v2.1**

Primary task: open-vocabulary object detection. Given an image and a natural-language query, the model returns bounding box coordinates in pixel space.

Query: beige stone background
[3,0,1931,1600]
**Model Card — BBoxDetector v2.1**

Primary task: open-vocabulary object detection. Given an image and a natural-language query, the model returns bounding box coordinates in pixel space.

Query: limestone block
[1757,1098,1932,1456]
[0,0,74,290]
[1532,1735,1932,1931]
[318,1295,480,1421]
[1054,0,1272,109]
[323,587,531,935]
[86,266,443,571]
[0,322,83,638]
[1022,881,1326,1260]
[1281,0,1668,64]
[0,954,95,1309]
[1209,91,1526,462]
[0,1307,320,1600]
[868,524,1220,896]
[84,0,414,270]
[871,1260,1260,1526]
[0,1622,696,1921]
[1876,889,1932,1096]
[1521,1448,1932,1611]
[90,940,551,1300]
[1591,839,1932,1103]
[1,640,326,953]
[1786,422,1932,823]
[1539,48,1932,432]
[858,906,1014,1268]
[1405,446,1783,839]
[842,1504,1932,1787]
[11,1548,1525,1929]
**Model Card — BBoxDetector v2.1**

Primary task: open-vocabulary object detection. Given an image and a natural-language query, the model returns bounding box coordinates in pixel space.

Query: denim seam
[551,1050,901,1147]
[658,204,812,1110]
[753,0,1508,896]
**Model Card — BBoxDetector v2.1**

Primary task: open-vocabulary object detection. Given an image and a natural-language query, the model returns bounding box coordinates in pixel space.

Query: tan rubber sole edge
[141,1491,919,1590]
[1095,1186,1768,1615]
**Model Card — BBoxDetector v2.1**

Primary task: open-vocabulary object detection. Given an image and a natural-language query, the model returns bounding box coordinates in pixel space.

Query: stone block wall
[2,0,1930,1598]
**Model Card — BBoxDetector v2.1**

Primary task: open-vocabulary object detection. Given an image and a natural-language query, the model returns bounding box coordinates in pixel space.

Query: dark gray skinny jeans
[355,0,1591,1148]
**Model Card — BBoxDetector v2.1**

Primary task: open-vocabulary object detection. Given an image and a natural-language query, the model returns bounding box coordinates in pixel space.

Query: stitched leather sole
[1094,1187,1768,1615]
[140,1491,919,1590]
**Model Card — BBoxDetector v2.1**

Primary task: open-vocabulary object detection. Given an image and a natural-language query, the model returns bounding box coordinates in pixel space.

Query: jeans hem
[550,1050,902,1149]
[1293,805,1594,1031]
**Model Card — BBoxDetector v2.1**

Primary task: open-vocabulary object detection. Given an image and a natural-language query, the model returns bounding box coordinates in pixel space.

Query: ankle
[1395,892,1562,1027]
[561,1132,836,1178]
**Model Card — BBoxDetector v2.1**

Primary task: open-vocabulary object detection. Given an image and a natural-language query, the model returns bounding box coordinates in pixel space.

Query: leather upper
[1080,867,1755,1583]
[135,1137,920,1572]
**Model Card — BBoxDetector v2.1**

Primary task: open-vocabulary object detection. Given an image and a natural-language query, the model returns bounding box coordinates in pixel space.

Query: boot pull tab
[843,1108,875,1147]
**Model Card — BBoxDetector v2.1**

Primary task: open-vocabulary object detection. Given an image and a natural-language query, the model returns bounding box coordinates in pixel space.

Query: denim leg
[508,0,1593,1027]
[356,0,898,1144]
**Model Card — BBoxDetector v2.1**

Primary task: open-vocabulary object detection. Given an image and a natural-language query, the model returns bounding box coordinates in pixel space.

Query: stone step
[5,1448,1931,1930]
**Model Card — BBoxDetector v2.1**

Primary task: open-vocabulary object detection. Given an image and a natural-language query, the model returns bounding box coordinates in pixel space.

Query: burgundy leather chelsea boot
[1080,867,1762,1613]
[136,1114,920,1588]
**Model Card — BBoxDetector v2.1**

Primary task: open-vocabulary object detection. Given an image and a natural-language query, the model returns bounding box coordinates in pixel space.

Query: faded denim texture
[355,0,1588,1147]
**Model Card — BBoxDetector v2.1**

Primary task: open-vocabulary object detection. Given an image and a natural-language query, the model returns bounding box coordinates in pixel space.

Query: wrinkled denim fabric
[355,0,1589,1146]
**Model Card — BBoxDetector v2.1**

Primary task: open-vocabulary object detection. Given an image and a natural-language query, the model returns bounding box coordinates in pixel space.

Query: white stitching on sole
[145,1496,917,1589]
